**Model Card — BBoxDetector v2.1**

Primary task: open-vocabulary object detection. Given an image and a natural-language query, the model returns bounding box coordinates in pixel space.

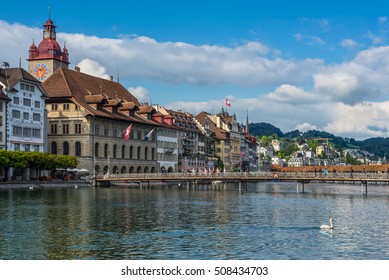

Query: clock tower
[28,14,70,81]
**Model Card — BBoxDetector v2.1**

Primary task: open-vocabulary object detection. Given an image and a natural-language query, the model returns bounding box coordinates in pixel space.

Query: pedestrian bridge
[95,171,389,194]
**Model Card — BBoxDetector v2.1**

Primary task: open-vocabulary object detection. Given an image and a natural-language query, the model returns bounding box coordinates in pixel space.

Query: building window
[63,104,70,110]
[35,101,40,108]
[152,148,155,160]
[51,124,57,134]
[75,123,82,134]
[51,142,57,154]
[23,98,31,107]
[95,124,100,136]
[12,110,20,119]
[137,146,141,160]
[137,129,142,140]
[24,145,30,152]
[104,125,109,136]
[12,126,22,136]
[113,144,117,158]
[144,147,148,160]
[75,142,81,156]
[20,83,34,92]
[63,124,69,134]
[13,97,19,105]
[0,103,3,112]
[51,104,58,111]
[94,143,99,157]
[0,116,2,127]
[32,129,41,138]
[33,145,39,152]
[104,144,108,158]
[121,145,125,158]
[23,127,32,137]
[23,112,29,120]
[63,142,69,155]
[130,146,133,159]
[33,113,40,121]
[14,143,20,151]
[113,127,118,138]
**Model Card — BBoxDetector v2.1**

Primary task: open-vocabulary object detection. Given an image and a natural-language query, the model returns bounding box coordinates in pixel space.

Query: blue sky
[2,0,389,139]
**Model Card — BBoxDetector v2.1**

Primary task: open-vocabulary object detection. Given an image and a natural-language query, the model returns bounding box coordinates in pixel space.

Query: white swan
[29,185,34,190]
[75,184,78,189]
[320,217,334,230]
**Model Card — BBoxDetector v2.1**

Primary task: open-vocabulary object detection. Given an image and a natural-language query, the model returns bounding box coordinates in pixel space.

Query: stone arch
[136,166,142,173]
[120,166,126,174]
[129,166,135,174]
[95,165,101,174]
[144,166,149,173]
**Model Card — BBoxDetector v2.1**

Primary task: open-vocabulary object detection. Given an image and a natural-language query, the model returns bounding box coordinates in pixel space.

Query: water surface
[1,182,389,259]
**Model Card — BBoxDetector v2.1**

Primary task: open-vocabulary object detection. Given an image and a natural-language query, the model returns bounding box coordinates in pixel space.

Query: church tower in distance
[27,11,69,82]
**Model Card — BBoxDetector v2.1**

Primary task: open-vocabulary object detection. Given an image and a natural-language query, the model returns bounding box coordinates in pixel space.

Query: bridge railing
[96,171,389,180]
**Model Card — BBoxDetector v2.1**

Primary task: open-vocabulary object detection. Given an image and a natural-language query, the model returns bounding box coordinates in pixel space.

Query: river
[1,182,389,259]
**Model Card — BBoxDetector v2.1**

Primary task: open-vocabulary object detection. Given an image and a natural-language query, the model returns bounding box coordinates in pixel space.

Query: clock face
[44,31,50,39]
[34,64,49,81]
[50,32,55,39]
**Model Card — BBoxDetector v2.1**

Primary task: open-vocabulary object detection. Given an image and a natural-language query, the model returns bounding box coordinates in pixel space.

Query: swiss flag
[124,124,132,141]
[226,98,231,107]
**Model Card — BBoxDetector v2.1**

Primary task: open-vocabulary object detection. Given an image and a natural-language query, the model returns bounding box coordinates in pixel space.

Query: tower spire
[245,108,249,134]
[48,3,51,19]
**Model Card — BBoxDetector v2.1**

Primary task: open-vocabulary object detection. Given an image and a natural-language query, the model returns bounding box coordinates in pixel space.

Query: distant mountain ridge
[248,122,389,158]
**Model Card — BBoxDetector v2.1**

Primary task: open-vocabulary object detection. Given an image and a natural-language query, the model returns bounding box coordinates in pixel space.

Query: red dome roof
[37,39,62,59]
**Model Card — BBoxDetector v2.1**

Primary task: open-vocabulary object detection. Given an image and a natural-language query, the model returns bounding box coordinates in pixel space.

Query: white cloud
[340,39,359,48]
[295,123,318,132]
[59,33,322,87]
[5,19,389,139]
[378,16,388,25]
[77,58,111,80]
[128,86,150,103]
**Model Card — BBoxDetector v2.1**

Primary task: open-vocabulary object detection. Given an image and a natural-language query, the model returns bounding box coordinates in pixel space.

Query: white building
[0,84,11,150]
[0,67,48,179]
[152,105,179,173]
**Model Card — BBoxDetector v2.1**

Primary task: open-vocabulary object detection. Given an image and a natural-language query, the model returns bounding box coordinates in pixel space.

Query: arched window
[51,142,57,154]
[104,144,108,158]
[75,141,81,156]
[145,147,148,160]
[137,146,141,160]
[121,145,125,158]
[113,144,117,158]
[151,147,155,160]
[63,141,69,155]
[130,146,133,159]
[95,143,99,157]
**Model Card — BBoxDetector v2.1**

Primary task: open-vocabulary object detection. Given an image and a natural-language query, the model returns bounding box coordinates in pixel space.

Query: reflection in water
[1,182,389,259]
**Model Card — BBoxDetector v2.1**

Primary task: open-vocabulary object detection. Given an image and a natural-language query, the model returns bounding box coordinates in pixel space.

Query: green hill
[248,123,389,158]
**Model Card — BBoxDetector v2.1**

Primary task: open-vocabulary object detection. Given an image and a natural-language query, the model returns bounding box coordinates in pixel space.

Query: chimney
[110,75,113,81]
[75,66,80,72]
